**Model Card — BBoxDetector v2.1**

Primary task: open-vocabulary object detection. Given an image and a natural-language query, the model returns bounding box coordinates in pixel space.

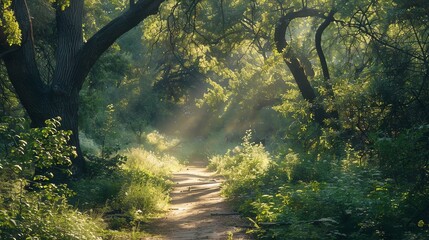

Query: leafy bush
[0,117,102,239]
[209,130,270,198]
[246,163,429,240]
[117,179,170,217]
[373,125,429,185]
[209,128,429,239]
[118,147,178,220]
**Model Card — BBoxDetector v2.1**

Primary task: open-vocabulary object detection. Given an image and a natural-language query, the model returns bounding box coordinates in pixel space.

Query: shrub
[117,179,170,217]
[208,126,429,239]
[209,130,270,199]
[0,117,102,239]
[373,125,429,185]
[245,161,429,240]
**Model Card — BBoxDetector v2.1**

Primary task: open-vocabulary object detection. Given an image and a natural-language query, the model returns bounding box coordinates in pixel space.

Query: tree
[0,0,165,177]
[274,6,340,126]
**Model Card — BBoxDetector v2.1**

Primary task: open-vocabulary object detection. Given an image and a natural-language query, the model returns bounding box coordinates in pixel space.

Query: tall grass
[209,131,271,198]
[122,147,181,177]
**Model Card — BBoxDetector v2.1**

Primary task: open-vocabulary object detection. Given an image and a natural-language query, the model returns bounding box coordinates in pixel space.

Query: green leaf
[13,164,22,173]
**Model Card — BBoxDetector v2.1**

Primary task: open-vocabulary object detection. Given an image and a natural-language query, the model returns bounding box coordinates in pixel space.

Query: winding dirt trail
[143,161,252,240]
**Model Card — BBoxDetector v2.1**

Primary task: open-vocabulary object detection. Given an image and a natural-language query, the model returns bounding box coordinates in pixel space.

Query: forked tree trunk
[274,8,338,126]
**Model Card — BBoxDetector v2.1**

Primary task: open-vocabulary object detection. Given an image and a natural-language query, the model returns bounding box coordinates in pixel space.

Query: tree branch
[274,8,322,101]
[315,10,339,120]
[75,0,165,90]
[1,0,47,121]
[274,8,322,52]
[315,10,335,82]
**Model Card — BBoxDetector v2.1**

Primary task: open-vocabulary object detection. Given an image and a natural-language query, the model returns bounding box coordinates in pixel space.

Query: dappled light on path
[143,161,251,240]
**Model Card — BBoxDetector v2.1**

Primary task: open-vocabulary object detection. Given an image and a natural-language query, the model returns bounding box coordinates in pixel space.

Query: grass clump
[71,142,180,233]
[123,147,181,176]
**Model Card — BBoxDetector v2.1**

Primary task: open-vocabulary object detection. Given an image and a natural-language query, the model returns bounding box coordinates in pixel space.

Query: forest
[0,0,428,239]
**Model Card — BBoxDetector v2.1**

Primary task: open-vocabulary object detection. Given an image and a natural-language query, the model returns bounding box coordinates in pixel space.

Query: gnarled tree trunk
[274,8,338,125]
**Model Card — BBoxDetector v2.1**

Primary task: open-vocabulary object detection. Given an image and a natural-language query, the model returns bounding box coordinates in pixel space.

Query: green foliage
[118,147,178,220]
[271,150,336,183]
[373,125,429,185]
[71,146,179,231]
[123,147,181,176]
[196,78,229,109]
[209,130,270,198]
[0,117,102,239]
[246,162,429,240]
[0,0,72,46]
[0,0,21,45]
[0,116,75,180]
[210,126,429,239]
[0,187,102,240]
[2,0,427,238]
[116,175,170,218]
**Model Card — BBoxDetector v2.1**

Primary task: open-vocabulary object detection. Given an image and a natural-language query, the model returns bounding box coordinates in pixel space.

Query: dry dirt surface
[142,161,252,240]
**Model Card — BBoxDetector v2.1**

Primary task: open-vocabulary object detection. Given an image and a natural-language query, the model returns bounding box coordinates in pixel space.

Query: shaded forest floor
[142,160,252,240]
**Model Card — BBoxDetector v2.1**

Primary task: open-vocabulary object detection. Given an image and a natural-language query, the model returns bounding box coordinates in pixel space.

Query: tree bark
[1,0,166,179]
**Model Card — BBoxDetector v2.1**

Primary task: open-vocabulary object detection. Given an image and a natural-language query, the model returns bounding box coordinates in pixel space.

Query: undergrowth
[0,117,103,239]
[0,117,182,239]
[71,130,182,238]
[209,129,429,240]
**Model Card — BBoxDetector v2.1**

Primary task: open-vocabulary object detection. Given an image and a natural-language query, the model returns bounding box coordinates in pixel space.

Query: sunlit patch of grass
[122,147,182,176]
[209,130,271,198]
[145,130,180,151]
[117,181,170,218]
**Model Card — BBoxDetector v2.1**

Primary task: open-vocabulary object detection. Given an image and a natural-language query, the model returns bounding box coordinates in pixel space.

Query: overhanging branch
[75,0,165,90]
[274,8,322,52]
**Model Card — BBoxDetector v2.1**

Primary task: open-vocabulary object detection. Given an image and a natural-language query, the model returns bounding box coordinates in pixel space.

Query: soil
[142,161,252,240]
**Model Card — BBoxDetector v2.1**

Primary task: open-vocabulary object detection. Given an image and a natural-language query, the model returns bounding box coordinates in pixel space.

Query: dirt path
[143,161,252,240]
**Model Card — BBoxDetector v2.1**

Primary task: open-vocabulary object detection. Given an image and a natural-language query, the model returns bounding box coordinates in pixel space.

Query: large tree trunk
[32,92,85,179]
[1,0,165,180]
[39,92,85,176]
[2,0,86,178]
